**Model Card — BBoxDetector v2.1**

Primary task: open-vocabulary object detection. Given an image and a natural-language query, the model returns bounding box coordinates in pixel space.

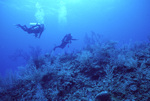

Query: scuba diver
[53,33,77,51]
[15,23,44,38]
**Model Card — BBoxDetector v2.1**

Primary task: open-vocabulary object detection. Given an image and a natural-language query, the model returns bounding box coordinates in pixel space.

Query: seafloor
[0,33,150,101]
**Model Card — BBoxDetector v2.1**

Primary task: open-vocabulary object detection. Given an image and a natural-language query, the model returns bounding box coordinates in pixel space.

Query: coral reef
[0,36,150,101]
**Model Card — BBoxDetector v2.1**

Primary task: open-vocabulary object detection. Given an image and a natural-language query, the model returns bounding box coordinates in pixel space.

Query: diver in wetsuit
[16,23,44,38]
[53,33,77,51]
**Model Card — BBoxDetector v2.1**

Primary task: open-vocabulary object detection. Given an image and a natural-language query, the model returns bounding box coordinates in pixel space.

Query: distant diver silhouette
[53,33,77,50]
[16,23,44,38]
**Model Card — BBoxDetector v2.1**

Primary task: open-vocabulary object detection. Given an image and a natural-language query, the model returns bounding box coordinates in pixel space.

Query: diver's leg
[53,46,57,51]
[16,24,28,32]
[21,25,28,31]
[59,42,68,49]
[53,46,60,51]
[53,42,68,51]
[15,24,21,27]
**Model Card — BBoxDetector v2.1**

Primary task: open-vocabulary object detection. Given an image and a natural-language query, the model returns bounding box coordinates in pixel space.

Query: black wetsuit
[53,34,77,50]
[16,24,44,38]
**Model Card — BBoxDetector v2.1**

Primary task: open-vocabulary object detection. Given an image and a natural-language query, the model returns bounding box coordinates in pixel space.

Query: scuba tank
[29,23,40,26]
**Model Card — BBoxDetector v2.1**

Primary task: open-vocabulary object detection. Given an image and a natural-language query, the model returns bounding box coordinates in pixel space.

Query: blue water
[0,0,150,76]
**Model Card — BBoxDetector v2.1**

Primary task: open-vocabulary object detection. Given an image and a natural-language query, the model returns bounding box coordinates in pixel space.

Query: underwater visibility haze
[0,0,150,100]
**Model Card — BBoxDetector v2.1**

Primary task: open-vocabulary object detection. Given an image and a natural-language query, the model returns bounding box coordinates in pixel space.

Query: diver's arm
[38,32,42,38]
[38,28,42,38]
[37,25,45,38]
